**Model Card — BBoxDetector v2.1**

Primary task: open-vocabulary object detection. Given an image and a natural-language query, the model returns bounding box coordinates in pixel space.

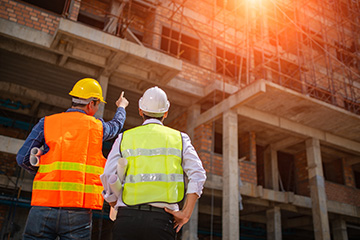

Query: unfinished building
[1,0,360,239]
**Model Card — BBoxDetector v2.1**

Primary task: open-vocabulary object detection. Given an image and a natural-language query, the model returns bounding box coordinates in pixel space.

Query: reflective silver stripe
[122,148,181,158]
[125,173,183,183]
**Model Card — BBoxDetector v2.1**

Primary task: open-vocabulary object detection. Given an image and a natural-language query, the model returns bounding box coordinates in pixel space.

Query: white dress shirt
[100,119,207,211]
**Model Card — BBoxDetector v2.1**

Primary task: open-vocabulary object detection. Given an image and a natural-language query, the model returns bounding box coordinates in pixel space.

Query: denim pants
[112,207,176,240]
[23,206,92,240]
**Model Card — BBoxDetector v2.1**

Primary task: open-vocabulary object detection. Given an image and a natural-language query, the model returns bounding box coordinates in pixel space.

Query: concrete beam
[0,135,24,155]
[236,106,360,154]
[167,77,204,98]
[222,110,239,240]
[54,19,182,83]
[196,79,266,127]
[0,18,53,47]
[271,137,304,151]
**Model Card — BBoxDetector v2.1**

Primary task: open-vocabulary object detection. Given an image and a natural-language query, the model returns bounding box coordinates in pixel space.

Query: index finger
[120,91,124,98]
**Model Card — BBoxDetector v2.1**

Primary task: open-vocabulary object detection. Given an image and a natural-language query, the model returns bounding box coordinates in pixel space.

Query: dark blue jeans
[113,207,176,240]
[23,206,92,240]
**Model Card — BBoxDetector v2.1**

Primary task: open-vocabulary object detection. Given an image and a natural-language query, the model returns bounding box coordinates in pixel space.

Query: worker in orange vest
[16,78,129,240]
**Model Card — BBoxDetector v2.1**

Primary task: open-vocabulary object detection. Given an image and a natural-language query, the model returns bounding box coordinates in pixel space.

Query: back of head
[139,86,170,118]
[69,78,106,104]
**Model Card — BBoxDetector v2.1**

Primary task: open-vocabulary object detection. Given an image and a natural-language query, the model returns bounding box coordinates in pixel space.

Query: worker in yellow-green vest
[17,78,129,240]
[100,86,207,240]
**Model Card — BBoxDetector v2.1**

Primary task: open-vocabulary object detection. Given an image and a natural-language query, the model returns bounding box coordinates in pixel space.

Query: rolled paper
[30,155,40,166]
[109,174,122,197]
[30,147,43,156]
[117,158,128,181]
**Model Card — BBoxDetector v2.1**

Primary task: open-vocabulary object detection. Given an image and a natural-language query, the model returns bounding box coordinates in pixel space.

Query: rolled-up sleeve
[181,133,207,197]
[100,134,123,203]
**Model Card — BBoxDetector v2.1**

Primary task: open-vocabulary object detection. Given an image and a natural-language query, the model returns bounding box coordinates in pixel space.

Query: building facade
[0,0,360,239]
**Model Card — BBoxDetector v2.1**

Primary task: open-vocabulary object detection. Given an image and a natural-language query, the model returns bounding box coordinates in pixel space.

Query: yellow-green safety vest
[120,123,184,206]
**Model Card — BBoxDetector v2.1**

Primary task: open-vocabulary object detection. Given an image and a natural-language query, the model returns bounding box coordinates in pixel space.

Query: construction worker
[16,78,129,240]
[100,86,207,240]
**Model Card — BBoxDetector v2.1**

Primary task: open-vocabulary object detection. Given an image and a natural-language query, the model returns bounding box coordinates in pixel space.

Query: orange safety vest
[31,112,106,210]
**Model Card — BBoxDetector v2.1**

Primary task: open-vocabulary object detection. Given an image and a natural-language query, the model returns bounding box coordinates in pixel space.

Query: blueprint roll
[29,155,40,166]
[117,158,127,181]
[109,174,122,197]
[30,147,43,156]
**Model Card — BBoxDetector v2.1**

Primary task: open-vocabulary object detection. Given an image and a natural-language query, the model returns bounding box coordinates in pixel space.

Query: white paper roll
[30,147,43,156]
[117,158,127,181]
[109,174,122,197]
[30,155,40,166]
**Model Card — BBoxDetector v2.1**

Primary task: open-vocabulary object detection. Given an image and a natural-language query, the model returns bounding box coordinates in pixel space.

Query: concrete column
[182,104,201,240]
[222,110,239,240]
[94,75,109,119]
[264,146,279,191]
[331,218,348,240]
[305,138,331,240]
[266,206,282,240]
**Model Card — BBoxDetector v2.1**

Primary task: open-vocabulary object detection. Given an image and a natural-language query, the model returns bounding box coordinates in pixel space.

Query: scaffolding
[76,0,360,115]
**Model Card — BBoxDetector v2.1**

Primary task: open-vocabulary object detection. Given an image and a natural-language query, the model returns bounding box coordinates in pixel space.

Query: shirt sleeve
[100,107,126,142]
[100,133,123,203]
[181,132,207,198]
[16,118,45,175]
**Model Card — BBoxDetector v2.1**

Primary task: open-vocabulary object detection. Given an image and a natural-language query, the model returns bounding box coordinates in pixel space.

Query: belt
[122,205,164,213]
[58,207,91,211]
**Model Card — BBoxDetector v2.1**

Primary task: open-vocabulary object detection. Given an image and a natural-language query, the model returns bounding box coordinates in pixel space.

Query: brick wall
[167,110,187,133]
[294,151,310,197]
[68,0,81,21]
[0,0,60,35]
[238,132,257,184]
[342,158,355,187]
[325,181,360,207]
[79,0,106,18]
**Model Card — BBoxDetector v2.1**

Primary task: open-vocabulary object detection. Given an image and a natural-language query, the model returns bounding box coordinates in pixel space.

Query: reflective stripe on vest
[120,123,184,206]
[31,112,106,209]
[37,161,103,175]
[33,181,103,193]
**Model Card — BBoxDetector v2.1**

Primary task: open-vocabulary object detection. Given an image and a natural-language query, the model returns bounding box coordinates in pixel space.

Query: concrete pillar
[332,218,348,240]
[305,138,331,240]
[222,110,239,240]
[94,75,108,119]
[266,206,282,240]
[182,104,201,240]
[264,146,279,191]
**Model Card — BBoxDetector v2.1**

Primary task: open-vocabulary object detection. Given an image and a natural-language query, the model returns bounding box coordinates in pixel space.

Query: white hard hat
[139,86,170,117]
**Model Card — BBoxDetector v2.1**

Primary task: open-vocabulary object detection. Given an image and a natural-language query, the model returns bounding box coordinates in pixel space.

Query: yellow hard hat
[69,78,106,103]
